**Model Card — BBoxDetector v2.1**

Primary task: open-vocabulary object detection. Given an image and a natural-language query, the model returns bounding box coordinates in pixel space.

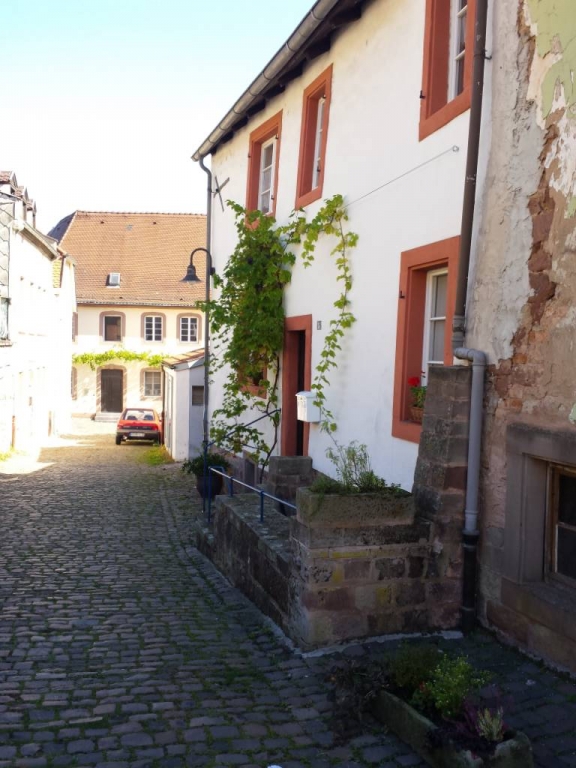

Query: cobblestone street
[0,424,422,768]
[2,423,576,768]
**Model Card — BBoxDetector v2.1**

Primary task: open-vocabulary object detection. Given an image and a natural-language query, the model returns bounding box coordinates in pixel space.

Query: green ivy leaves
[72,350,164,370]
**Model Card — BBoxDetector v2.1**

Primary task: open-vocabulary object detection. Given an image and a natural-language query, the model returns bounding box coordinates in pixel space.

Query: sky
[3,0,314,232]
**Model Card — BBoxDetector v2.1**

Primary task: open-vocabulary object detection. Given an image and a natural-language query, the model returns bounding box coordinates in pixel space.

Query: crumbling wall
[467,1,576,660]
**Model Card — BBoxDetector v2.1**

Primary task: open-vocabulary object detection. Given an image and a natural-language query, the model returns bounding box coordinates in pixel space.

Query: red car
[116,408,162,445]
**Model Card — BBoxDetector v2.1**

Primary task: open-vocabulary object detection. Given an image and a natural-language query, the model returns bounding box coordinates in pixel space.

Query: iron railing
[206,466,297,524]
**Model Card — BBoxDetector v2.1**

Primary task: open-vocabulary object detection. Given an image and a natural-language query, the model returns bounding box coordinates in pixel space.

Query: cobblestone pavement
[1,423,576,768]
[0,424,422,768]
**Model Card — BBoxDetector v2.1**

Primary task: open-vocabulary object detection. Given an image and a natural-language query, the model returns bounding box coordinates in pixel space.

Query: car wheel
[115,435,122,445]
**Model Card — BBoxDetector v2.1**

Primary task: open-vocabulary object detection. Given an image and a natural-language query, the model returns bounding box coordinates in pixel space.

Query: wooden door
[281,315,312,456]
[101,369,123,412]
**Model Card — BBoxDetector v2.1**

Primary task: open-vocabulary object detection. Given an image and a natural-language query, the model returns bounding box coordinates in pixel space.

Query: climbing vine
[72,349,164,370]
[200,194,358,473]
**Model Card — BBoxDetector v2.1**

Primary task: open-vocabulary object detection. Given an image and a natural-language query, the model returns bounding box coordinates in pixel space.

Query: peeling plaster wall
[468,0,576,666]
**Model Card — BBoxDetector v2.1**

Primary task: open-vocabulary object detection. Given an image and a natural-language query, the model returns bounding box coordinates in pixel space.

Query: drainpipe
[198,155,212,513]
[452,0,489,634]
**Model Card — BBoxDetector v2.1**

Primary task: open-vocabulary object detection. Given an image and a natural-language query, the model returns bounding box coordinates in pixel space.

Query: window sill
[391,419,422,444]
[419,87,471,141]
[502,577,576,645]
[295,186,323,210]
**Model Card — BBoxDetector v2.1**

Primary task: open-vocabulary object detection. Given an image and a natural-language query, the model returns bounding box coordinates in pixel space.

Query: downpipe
[198,155,213,514]
[454,347,486,634]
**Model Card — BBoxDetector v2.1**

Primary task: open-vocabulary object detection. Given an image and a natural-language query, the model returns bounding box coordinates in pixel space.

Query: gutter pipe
[452,0,489,634]
[198,155,213,514]
[191,0,342,161]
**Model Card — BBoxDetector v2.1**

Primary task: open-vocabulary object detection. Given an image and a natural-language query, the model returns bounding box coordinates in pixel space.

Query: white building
[0,171,76,455]
[162,350,205,460]
[192,0,486,487]
[50,211,206,421]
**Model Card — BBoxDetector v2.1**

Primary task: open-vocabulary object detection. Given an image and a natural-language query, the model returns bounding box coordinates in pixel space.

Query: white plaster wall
[162,365,204,460]
[4,228,73,452]
[188,365,204,457]
[73,361,164,415]
[208,0,471,488]
[75,305,204,355]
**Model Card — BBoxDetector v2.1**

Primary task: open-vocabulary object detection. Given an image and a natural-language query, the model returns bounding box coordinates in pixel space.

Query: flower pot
[410,406,424,423]
[195,473,224,499]
[373,690,533,767]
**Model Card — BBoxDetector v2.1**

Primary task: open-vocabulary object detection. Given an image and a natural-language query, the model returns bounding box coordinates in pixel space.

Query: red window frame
[392,236,459,443]
[245,111,283,216]
[419,0,476,141]
[295,65,333,209]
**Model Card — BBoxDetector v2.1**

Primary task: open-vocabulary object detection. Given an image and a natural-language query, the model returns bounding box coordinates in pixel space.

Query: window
[144,315,162,342]
[144,371,162,397]
[192,385,204,406]
[0,297,8,340]
[246,111,282,215]
[179,316,198,343]
[419,0,475,141]
[548,466,576,586]
[422,269,448,385]
[392,237,459,442]
[107,272,121,287]
[296,66,332,208]
[104,315,122,342]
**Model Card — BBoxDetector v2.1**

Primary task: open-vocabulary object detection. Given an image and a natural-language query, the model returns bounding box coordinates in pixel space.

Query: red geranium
[407,376,420,387]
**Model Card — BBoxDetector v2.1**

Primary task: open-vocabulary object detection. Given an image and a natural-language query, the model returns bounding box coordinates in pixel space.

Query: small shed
[162,349,205,461]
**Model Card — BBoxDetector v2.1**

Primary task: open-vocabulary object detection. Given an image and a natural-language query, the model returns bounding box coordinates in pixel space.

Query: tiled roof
[50,211,207,307]
[162,349,205,367]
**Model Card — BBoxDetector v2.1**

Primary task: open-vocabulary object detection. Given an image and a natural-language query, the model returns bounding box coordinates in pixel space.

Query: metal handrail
[206,466,296,524]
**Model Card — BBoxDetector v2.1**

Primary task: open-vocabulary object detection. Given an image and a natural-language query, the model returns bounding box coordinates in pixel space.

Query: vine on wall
[72,350,164,370]
[200,194,358,473]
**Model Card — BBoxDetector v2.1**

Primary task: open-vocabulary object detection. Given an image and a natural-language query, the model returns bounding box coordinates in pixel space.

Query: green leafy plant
[413,656,490,720]
[388,645,443,696]
[476,706,506,743]
[73,349,164,370]
[310,440,409,496]
[199,195,358,479]
[408,376,426,408]
[182,452,231,477]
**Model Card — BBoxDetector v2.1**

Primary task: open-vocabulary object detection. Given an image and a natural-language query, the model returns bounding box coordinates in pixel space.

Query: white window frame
[312,96,326,190]
[143,370,162,398]
[144,315,163,342]
[547,464,576,588]
[258,137,276,214]
[448,0,468,101]
[179,316,198,343]
[421,268,448,385]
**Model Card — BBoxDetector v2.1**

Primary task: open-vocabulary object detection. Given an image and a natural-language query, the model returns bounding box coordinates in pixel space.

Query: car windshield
[123,410,155,421]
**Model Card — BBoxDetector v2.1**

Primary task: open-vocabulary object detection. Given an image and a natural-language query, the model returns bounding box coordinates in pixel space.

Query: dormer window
[107,272,121,287]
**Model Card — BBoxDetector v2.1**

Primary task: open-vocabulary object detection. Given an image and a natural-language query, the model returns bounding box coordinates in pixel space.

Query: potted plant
[182,451,231,498]
[408,376,426,423]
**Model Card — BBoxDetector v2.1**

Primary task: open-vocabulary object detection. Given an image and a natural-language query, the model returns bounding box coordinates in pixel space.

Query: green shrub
[413,656,490,720]
[476,707,505,742]
[388,645,443,696]
[182,451,231,477]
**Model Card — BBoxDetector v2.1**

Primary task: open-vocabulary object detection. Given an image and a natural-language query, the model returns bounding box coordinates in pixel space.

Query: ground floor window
[548,465,576,586]
[191,385,204,405]
[144,370,162,397]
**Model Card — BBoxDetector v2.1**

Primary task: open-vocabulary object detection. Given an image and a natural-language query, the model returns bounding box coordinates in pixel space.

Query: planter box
[374,691,533,768]
[296,487,414,527]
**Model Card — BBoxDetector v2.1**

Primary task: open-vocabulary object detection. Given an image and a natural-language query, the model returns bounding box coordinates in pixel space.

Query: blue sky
[3,0,313,230]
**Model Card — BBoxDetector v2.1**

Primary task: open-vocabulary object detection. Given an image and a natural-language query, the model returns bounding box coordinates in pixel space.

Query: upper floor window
[419,0,475,141]
[0,297,8,340]
[104,315,122,342]
[246,111,282,216]
[144,315,163,342]
[296,65,333,208]
[179,316,198,343]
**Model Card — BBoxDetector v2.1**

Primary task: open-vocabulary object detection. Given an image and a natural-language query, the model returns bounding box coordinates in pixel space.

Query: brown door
[101,369,123,412]
[281,315,312,456]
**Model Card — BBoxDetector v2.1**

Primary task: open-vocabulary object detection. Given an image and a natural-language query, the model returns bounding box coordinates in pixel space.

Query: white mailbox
[296,391,321,423]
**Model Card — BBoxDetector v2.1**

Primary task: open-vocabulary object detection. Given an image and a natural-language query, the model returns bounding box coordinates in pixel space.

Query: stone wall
[196,367,470,649]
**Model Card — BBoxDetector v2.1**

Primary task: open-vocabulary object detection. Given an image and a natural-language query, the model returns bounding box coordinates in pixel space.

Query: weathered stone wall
[465,1,576,671]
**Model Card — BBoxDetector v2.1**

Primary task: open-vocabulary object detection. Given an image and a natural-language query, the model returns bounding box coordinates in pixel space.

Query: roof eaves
[191,0,364,161]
